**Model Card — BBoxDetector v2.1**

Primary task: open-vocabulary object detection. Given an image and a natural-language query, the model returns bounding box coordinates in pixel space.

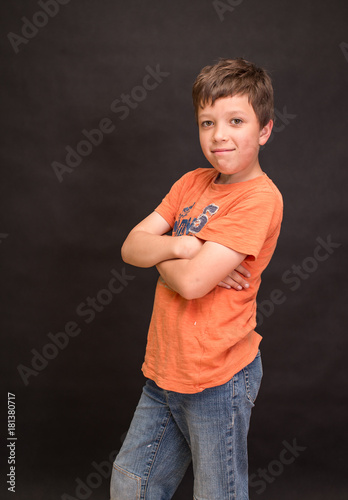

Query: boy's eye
[201,120,213,127]
[231,118,243,125]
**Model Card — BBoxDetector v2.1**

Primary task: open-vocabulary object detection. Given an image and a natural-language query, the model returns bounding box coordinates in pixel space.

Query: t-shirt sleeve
[154,171,194,228]
[197,189,282,260]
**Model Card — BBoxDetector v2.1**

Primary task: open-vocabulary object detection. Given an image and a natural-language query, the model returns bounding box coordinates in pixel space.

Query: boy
[110,58,283,500]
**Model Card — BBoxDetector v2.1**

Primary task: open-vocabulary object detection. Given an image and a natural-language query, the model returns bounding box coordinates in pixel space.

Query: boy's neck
[215,167,264,185]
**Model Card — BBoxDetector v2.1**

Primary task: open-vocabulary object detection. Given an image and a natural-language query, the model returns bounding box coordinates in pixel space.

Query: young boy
[110,58,283,500]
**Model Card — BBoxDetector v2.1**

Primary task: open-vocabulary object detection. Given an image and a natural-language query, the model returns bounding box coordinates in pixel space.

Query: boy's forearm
[156,259,192,297]
[121,231,179,268]
[157,241,247,300]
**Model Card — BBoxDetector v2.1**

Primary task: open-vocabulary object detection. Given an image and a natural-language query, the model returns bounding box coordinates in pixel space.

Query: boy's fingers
[217,280,231,289]
[228,271,250,289]
[235,264,251,278]
[217,267,251,290]
[217,275,249,291]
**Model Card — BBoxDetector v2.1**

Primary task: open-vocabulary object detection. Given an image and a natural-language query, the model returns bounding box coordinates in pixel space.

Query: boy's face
[198,95,273,184]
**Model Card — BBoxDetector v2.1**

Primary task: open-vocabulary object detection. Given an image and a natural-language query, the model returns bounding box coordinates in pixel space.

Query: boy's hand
[217,264,251,291]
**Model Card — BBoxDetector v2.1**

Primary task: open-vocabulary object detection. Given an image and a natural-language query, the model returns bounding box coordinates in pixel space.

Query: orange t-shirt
[142,168,283,393]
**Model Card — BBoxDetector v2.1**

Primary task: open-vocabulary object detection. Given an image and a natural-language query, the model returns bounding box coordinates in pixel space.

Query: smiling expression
[198,95,273,184]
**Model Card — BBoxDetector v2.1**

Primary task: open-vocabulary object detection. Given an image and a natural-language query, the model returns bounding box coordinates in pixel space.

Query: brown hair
[192,58,274,128]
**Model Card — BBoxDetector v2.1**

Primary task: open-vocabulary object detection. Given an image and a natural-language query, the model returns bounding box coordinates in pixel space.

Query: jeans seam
[231,373,238,427]
[229,378,236,499]
[112,463,141,499]
[243,366,253,404]
[143,410,172,499]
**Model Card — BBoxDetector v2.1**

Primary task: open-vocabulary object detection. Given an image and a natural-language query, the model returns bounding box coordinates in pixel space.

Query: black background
[1,0,347,499]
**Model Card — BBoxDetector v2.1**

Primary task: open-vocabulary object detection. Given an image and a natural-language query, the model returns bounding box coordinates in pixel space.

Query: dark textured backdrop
[1,0,347,499]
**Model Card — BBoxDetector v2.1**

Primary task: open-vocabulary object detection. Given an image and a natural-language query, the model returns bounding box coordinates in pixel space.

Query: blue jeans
[110,351,262,500]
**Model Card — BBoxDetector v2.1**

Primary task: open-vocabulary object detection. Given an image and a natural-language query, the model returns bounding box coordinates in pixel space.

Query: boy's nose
[212,125,228,142]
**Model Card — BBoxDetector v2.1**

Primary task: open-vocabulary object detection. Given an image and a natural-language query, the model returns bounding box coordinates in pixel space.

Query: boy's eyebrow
[199,109,249,118]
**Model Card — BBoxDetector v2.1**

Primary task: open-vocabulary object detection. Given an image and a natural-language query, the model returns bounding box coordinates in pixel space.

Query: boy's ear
[259,120,273,146]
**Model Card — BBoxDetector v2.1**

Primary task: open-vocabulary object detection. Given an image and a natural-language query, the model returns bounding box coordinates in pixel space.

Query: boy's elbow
[121,235,152,268]
[180,288,208,300]
[181,289,204,300]
[178,276,209,300]
[121,240,131,264]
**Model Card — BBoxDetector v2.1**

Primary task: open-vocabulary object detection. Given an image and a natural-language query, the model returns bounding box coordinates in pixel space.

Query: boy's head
[192,58,274,128]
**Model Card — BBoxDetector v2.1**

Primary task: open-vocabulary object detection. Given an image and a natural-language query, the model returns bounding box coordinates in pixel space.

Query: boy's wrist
[172,235,185,260]
[172,235,190,260]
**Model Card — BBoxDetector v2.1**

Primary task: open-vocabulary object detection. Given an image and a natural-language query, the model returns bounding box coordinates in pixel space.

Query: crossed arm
[121,211,249,300]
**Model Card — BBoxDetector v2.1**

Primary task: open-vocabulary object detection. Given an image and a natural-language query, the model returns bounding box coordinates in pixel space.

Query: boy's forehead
[199,94,254,116]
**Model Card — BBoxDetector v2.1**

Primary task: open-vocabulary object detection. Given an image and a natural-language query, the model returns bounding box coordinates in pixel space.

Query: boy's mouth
[211,148,236,154]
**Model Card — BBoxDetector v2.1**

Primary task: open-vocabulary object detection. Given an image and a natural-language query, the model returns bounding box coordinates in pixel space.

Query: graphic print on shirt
[173,203,219,236]
[173,203,196,236]
[188,204,219,235]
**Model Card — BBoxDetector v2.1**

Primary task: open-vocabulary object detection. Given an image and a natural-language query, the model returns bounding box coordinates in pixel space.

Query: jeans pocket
[110,463,141,500]
[243,350,263,405]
